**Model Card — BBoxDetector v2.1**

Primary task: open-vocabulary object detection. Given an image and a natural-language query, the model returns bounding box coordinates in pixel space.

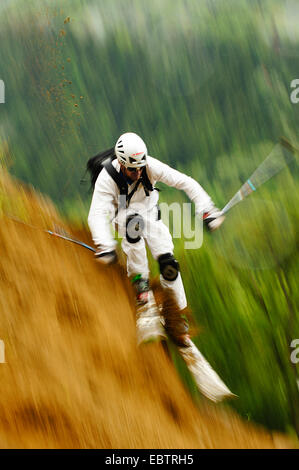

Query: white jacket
[88,156,215,252]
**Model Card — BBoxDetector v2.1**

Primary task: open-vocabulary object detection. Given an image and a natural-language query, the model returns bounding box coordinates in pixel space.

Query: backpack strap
[126,179,142,206]
[125,168,156,202]
[103,159,157,208]
[103,158,128,195]
[140,169,154,196]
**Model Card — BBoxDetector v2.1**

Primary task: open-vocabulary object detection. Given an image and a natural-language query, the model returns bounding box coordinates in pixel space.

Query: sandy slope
[0,174,295,449]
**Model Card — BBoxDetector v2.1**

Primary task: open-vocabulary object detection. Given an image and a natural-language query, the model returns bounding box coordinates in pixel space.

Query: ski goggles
[126,166,144,173]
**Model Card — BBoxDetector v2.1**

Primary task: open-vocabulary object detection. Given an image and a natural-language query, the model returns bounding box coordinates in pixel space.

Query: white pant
[121,216,187,311]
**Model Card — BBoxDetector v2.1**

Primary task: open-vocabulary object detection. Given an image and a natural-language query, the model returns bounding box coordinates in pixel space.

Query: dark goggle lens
[127,167,143,173]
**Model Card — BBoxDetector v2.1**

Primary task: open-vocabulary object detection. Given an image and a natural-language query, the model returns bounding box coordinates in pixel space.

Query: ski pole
[46,230,96,252]
[4,214,96,252]
[221,136,298,215]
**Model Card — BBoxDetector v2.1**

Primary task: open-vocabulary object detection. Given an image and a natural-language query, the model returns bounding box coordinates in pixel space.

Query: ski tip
[217,392,239,403]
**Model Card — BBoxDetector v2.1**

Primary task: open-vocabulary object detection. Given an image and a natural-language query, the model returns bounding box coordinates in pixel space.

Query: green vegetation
[0,0,298,438]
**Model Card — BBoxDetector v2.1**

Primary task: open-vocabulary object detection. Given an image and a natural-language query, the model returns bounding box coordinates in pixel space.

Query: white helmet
[115,132,147,168]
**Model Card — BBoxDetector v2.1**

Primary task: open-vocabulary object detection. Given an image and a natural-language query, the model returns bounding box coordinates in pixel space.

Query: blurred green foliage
[0,0,298,437]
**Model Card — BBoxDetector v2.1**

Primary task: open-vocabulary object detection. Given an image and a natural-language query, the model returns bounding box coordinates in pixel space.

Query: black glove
[95,249,118,265]
[203,208,225,232]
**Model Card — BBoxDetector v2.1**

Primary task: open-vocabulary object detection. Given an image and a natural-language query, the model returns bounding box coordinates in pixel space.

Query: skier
[88,132,225,346]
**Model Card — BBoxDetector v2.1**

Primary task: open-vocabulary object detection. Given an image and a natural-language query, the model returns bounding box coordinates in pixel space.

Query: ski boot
[133,276,150,305]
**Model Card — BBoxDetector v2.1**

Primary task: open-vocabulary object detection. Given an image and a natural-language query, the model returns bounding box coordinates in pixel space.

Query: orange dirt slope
[0,173,295,449]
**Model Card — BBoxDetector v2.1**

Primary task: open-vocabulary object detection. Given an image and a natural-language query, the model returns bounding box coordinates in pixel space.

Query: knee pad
[126,213,145,244]
[158,253,180,281]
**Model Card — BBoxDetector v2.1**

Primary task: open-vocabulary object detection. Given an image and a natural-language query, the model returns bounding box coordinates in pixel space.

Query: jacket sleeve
[149,157,215,215]
[87,171,118,253]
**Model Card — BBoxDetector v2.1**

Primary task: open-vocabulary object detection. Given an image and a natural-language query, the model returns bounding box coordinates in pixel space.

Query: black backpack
[84,147,116,189]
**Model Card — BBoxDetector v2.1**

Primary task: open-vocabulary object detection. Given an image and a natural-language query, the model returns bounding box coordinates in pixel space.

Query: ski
[177,338,237,403]
[136,291,236,403]
[135,289,167,345]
